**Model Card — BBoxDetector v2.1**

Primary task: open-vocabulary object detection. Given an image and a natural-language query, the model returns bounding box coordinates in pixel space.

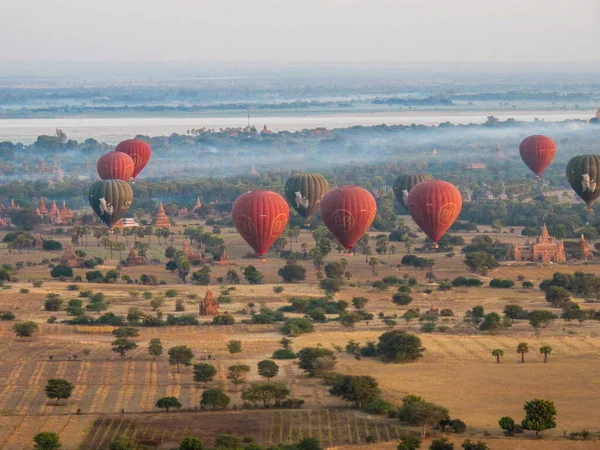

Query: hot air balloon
[284,173,329,221]
[88,180,134,228]
[231,190,289,257]
[407,180,462,247]
[320,186,377,251]
[115,139,152,179]
[393,173,433,208]
[566,155,600,210]
[519,135,556,178]
[97,152,135,181]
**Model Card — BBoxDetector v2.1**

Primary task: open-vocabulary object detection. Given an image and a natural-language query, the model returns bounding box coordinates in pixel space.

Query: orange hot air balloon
[232,190,289,257]
[407,180,462,247]
[115,139,152,179]
[97,152,135,181]
[320,186,377,250]
[519,135,556,178]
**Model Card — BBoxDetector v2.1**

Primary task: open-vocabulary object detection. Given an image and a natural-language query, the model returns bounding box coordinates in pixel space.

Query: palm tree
[344,271,352,281]
[517,342,529,363]
[368,257,379,274]
[340,258,348,271]
[491,349,504,364]
[539,345,552,363]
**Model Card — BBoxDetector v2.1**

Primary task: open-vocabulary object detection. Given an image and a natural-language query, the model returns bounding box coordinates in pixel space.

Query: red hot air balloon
[97,152,135,181]
[519,135,556,178]
[232,190,289,257]
[320,186,377,251]
[407,180,462,247]
[115,139,152,179]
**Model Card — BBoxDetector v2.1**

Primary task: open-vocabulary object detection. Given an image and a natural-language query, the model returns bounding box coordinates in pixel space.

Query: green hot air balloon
[393,174,433,208]
[566,155,600,211]
[284,174,329,220]
[88,180,134,228]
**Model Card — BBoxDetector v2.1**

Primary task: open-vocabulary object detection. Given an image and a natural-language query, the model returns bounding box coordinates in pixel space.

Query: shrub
[42,239,63,251]
[272,348,297,359]
[452,277,483,287]
[489,279,514,289]
[165,289,178,298]
[0,311,16,321]
[51,265,73,278]
[392,292,413,306]
[364,398,395,415]
[280,318,314,336]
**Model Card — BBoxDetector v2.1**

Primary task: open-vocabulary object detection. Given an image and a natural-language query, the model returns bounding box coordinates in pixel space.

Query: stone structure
[10,199,18,209]
[261,125,273,135]
[249,165,259,177]
[154,202,171,228]
[0,218,6,228]
[35,234,44,249]
[177,207,189,217]
[467,162,487,170]
[579,234,593,260]
[59,202,74,224]
[38,198,49,217]
[199,285,218,316]
[195,198,202,210]
[60,243,83,267]
[183,242,203,261]
[510,224,566,263]
[123,245,146,266]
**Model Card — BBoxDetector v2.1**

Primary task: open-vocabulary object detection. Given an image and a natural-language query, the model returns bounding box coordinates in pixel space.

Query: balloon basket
[432,243,439,249]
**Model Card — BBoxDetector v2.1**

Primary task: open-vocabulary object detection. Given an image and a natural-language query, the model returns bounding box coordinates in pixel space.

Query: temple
[579,234,593,260]
[509,224,566,263]
[60,243,83,267]
[199,285,218,316]
[154,202,171,228]
[123,245,146,266]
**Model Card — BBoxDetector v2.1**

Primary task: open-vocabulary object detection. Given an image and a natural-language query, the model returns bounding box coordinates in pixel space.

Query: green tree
[352,297,368,309]
[479,313,501,333]
[491,349,504,364]
[13,321,38,337]
[539,345,552,363]
[225,269,240,284]
[44,379,74,405]
[461,440,489,450]
[429,439,454,450]
[521,399,557,436]
[44,296,63,311]
[471,305,485,321]
[377,330,425,363]
[278,261,307,282]
[529,310,557,330]
[111,338,138,358]
[243,265,264,284]
[397,435,421,450]
[464,251,499,275]
[200,388,230,410]
[108,437,139,450]
[168,346,194,373]
[33,432,62,450]
[241,382,290,407]
[498,416,515,435]
[148,338,163,360]
[397,398,449,437]
[193,363,217,387]
[257,360,280,380]
[112,327,140,339]
[156,396,182,412]
[297,347,336,377]
[296,437,323,450]
[329,375,380,408]
[227,364,251,392]
[227,340,242,355]
[368,257,379,274]
[517,342,529,363]
[544,286,571,307]
[178,437,204,450]
[191,266,211,285]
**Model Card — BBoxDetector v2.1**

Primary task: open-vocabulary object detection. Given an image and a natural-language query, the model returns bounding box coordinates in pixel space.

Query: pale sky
[0,0,598,62]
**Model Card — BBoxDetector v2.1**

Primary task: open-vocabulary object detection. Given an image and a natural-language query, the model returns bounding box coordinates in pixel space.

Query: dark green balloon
[88,180,134,227]
[284,174,329,219]
[393,174,433,208]
[566,155,600,209]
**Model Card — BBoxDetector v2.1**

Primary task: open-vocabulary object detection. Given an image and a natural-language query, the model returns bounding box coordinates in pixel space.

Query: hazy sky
[1,0,598,63]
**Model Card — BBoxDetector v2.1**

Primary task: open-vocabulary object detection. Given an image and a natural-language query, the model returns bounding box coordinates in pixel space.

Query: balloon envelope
[88,180,134,228]
[97,152,135,181]
[115,139,152,179]
[320,185,377,250]
[232,190,289,256]
[393,173,432,208]
[407,180,462,244]
[566,154,600,209]
[519,135,556,177]
[284,173,329,219]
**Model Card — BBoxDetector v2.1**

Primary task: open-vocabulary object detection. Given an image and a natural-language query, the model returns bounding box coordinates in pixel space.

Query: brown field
[1,221,600,449]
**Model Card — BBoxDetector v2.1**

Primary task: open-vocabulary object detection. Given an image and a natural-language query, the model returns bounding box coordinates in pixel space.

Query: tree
[9,208,42,230]
[111,338,138,358]
[168,345,194,373]
[241,382,290,407]
[539,345,552,363]
[397,435,421,450]
[377,330,425,363]
[51,265,73,278]
[498,416,515,435]
[166,260,178,272]
[108,437,139,450]
[148,338,163,360]
[461,440,489,450]
[517,342,529,363]
[471,305,485,321]
[178,437,204,450]
[479,313,501,333]
[201,388,230,410]
[257,360,279,380]
[13,321,38,337]
[33,432,62,450]
[227,364,251,393]
[227,340,242,355]
[429,439,454,450]
[193,363,217,386]
[156,396,182,412]
[397,398,449,437]
[521,399,557,436]
[243,265,264,284]
[544,286,571,307]
[464,252,499,275]
[191,266,211,285]
[352,297,368,309]
[329,375,380,408]
[112,327,140,339]
[278,261,307,282]
[491,349,504,364]
[368,257,379,274]
[392,292,413,306]
[529,310,557,330]
[44,296,63,311]
[45,379,74,405]
[320,277,341,295]
[297,347,336,377]
[226,269,240,284]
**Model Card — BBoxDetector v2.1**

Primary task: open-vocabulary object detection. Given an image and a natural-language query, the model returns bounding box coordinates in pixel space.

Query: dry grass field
[1,221,600,449]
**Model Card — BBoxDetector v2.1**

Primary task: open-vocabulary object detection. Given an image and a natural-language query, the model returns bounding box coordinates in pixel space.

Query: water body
[0,110,594,144]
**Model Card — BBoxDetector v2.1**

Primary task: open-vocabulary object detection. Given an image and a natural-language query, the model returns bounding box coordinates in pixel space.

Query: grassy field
[1,221,600,449]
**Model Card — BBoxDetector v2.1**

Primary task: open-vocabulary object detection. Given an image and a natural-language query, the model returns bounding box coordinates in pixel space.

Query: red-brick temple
[199,285,218,316]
